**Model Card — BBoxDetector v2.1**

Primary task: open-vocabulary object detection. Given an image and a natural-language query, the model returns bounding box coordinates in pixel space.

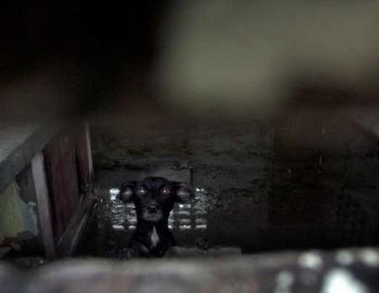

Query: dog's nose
[148,205,158,212]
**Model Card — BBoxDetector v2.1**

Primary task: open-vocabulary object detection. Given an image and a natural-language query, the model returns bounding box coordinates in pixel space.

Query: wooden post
[55,124,95,256]
[43,124,95,256]
[85,123,94,181]
[74,123,94,195]
[31,152,56,259]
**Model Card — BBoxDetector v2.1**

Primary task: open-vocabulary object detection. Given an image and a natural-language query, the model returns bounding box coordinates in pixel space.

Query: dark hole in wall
[76,109,379,257]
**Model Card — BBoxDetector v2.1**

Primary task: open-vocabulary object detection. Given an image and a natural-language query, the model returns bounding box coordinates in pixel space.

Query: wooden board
[0,124,58,194]
[43,131,80,240]
[31,153,56,258]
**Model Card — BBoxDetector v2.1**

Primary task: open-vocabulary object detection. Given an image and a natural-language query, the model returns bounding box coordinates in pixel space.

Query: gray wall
[269,111,379,250]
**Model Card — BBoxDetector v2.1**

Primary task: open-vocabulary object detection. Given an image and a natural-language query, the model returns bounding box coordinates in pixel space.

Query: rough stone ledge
[1,247,379,292]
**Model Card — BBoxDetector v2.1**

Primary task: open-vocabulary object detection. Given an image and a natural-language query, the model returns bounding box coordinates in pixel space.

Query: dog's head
[118,177,193,222]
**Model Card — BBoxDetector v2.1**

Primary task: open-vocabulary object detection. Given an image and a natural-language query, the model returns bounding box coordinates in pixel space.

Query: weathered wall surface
[188,123,273,251]
[269,111,379,250]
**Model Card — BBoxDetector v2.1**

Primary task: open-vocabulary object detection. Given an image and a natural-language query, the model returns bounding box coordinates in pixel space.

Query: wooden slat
[43,132,80,239]
[0,124,58,194]
[85,123,94,179]
[74,123,93,194]
[57,124,95,256]
[56,195,95,256]
[31,152,56,259]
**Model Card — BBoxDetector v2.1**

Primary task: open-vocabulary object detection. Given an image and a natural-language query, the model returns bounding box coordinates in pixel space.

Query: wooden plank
[0,124,59,194]
[74,123,94,194]
[31,152,56,259]
[43,125,95,256]
[56,195,95,256]
[43,132,80,239]
[85,123,94,180]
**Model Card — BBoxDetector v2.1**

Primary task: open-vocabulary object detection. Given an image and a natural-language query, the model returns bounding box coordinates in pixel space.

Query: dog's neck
[135,218,171,250]
[136,218,169,232]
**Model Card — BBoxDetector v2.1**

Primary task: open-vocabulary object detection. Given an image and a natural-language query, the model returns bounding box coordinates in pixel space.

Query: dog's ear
[175,182,193,203]
[118,181,136,203]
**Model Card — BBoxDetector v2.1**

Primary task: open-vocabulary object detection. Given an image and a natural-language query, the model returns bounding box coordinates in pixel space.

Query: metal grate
[108,188,209,232]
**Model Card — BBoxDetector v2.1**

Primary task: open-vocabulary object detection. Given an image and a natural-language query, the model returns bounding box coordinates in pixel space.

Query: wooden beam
[54,123,95,256]
[31,152,56,259]
[74,123,94,194]
[43,125,95,256]
[43,131,81,240]
[56,194,95,257]
[0,124,58,194]
[85,123,94,179]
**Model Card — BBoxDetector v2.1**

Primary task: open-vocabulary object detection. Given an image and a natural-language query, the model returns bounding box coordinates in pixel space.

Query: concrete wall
[269,111,379,250]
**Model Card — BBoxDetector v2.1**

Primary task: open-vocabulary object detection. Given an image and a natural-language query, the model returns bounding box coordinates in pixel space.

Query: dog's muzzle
[142,206,163,222]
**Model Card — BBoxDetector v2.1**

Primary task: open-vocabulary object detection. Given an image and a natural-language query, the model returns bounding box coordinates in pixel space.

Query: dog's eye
[136,187,148,196]
[161,187,171,196]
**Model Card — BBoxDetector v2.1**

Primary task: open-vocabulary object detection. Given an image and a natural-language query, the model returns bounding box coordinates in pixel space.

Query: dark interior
[1,0,379,275]
[74,109,379,258]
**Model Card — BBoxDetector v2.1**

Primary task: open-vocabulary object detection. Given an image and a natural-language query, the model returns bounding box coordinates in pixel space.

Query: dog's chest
[149,226,160,248]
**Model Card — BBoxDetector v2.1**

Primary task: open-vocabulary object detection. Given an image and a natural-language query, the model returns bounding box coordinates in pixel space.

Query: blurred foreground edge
[1,247,379,293]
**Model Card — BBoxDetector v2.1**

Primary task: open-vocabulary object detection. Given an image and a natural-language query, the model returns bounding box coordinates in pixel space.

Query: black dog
[118,177,193,257]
